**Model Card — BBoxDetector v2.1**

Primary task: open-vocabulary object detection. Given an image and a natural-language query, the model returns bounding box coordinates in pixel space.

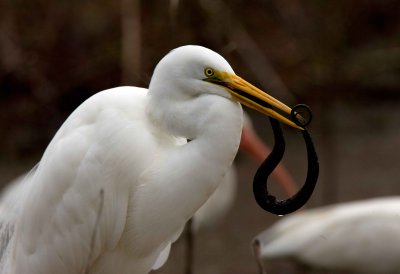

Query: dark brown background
[1,0,400,273]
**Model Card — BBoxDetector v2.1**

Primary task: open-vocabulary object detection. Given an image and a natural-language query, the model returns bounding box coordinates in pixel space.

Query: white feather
[256,196,400,273]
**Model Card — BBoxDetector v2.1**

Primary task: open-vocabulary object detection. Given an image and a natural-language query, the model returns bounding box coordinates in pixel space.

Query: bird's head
[149,45,302,131]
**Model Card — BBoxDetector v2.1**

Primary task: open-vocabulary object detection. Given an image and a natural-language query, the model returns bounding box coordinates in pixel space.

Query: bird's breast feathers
[12,87,185,273]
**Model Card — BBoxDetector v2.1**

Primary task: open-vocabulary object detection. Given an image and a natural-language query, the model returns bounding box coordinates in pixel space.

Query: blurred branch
[0,13,24,72]
[273,0,312,37]
[0,11,56,101]
[169,0,179,35]
[121,0,142,85]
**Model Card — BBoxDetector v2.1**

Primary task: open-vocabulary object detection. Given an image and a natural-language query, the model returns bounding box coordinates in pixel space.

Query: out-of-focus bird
[254,196,400,274]
[0,45,300,274]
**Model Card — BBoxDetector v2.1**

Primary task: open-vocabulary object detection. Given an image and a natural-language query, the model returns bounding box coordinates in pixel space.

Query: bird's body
[0,46,299,274]
[4,86,241,274]
[256,196,400,273]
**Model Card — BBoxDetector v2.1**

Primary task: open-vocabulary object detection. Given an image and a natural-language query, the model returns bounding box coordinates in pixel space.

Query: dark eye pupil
[207,69,212,75]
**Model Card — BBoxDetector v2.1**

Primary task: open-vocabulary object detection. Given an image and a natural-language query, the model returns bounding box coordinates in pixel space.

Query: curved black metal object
[291,104,313,127]
[253,108,319,215]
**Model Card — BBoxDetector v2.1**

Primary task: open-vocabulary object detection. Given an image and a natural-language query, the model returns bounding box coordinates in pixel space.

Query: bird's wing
[0,168,37,273]
[296,197,400,272]
[10,87,154,274]
[257,197,400,272]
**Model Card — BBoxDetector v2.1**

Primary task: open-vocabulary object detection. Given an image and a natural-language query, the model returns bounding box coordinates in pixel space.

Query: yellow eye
[204,68,214,77]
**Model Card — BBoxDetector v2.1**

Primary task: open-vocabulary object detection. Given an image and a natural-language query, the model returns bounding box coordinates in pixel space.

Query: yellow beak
[205,72,303,130]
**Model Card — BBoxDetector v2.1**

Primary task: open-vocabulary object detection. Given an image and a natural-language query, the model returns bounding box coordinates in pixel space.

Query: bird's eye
[204,68,214,77]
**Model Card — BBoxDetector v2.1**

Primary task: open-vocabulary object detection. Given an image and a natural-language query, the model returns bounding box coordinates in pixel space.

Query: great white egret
[1,123,300,274]
[0,45,302,274]
[254,196,400,273]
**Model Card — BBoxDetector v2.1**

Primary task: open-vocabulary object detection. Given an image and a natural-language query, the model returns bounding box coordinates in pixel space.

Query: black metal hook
[253,105,319,215]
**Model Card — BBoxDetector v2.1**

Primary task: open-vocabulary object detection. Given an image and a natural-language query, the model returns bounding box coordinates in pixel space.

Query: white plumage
[0,45,298,274]
[192,166,238,233]
[255,196,400,273]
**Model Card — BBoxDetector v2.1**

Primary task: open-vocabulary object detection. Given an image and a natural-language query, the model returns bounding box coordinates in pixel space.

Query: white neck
[140,93,243,239]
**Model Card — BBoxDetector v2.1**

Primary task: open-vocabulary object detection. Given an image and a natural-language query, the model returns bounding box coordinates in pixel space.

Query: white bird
[254,196,400,274]
[0,45,300,274]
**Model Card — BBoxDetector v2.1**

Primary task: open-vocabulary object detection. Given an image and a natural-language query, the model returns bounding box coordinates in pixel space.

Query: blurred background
[1,0,400,273]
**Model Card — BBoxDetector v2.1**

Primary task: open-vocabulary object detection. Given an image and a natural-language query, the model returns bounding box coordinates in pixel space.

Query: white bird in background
[254,196,400,274]
[0,45,301,274]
